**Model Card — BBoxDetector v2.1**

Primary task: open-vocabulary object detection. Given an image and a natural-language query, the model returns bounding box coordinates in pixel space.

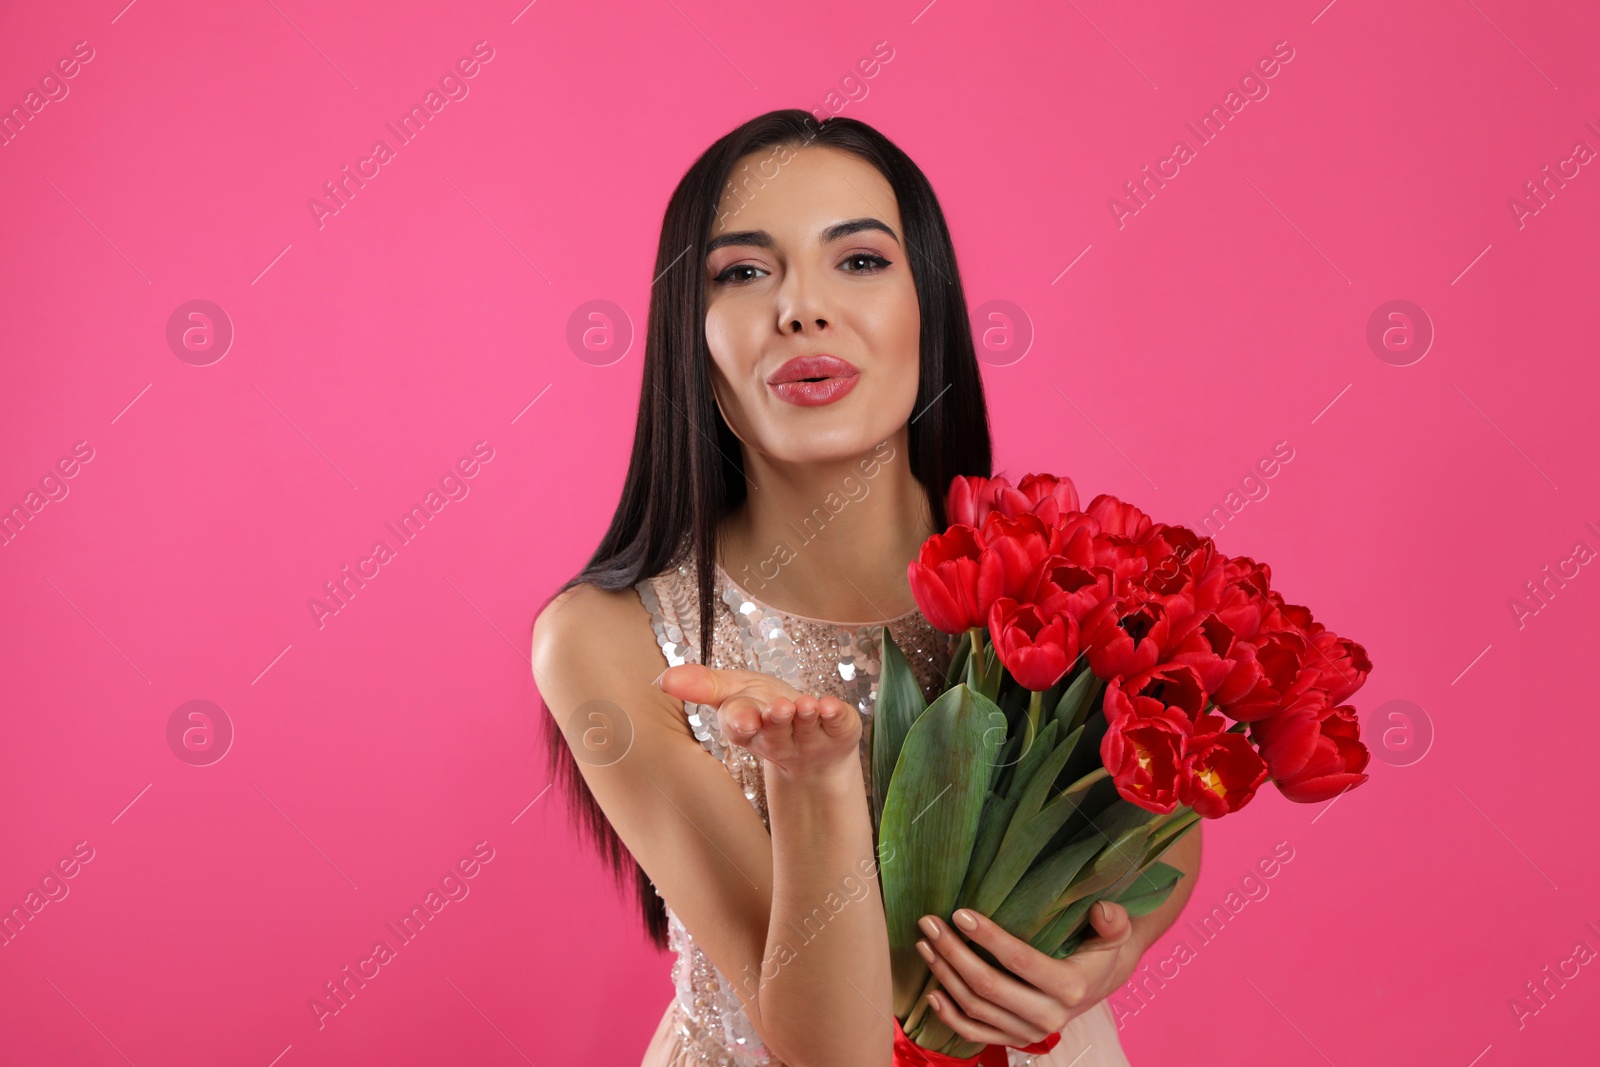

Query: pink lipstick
[766,354,861,407]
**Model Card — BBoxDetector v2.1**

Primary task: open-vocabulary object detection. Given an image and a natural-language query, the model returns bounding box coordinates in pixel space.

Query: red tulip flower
[1212,557,1274,640]
[946,474,1028,530]
[1218,630,1319,723]
[1304,632,1372,704]
[907,524,985,634]
[1084,493,1155,542]
[1164,611,1250,699]
[1104,662,1208,727]
[1029,554,1112,627]
[1015,473,1080,526]
[1081,598,1171,679]
[1179,714,1269,818]
[987,598,1078,691]
[975,512,1061,617]
[1253,703,1370,803]
[1101,711,1187,814]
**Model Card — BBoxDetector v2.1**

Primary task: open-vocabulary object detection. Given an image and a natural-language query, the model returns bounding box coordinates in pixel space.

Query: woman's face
[703,144,921,466]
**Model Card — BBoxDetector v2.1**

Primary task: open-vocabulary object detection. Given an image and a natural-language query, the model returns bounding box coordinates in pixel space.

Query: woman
[531,110,1201,1067]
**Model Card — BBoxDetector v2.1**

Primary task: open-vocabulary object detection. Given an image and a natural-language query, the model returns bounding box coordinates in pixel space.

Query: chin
[761,426,895,465]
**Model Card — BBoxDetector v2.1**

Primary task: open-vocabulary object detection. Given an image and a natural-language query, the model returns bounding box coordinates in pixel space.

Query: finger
[816,695,858,738]
[921,913,1062,1021]
[719,694,767,743]
[656,664,753,706]
[915,939,1050,1044]
[791,695,820,736]
[1079,900,1134,949]
[762,697,795,727]
[922,989,1031,1048]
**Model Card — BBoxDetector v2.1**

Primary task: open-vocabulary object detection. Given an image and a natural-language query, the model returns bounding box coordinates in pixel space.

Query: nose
[775,265,831,335]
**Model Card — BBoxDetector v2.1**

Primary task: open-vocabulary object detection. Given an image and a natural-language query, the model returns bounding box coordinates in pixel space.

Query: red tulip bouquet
[872,473,1372,1064]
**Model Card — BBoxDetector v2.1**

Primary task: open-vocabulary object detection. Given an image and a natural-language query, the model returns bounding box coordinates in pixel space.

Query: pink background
[2,0,1597,1064]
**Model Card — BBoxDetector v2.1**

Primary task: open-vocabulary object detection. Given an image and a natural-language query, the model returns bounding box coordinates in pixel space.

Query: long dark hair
[536,109,994,949]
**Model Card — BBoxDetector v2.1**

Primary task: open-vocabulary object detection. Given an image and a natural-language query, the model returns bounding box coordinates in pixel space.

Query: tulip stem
[968,627,983,672]
[902,967,944,1033]
[1148,808,1202,852]
[1027,689,1042,743]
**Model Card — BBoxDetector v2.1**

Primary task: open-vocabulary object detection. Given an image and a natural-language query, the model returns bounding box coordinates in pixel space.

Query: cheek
[867,282,922,402]
[703,307,760,436]
[704,308,754,389]
[894,299,921,369]
[703,307,735,370]
[852,277,918,354]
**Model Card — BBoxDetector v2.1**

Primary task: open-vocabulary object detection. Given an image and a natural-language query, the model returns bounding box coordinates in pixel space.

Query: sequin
[634,554,1110,1067]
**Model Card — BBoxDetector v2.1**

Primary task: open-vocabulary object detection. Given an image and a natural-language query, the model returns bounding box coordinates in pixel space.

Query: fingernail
[1100,902,1117,923]
[918,916,940,940]
[916,939,933,962]
[650,669,666,687]
[953,909,978,931]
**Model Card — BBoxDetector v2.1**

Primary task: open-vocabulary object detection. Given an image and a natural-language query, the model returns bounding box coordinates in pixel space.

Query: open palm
[657,664,860,778]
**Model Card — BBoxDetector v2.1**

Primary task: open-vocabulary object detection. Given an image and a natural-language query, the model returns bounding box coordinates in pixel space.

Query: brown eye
[841,253,891,273]
[714,263,768,285]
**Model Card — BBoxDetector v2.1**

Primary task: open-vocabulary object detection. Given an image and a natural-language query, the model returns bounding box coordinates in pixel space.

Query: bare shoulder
[534,578,647,652]
[532,579,656,687]
[531,578,686,737]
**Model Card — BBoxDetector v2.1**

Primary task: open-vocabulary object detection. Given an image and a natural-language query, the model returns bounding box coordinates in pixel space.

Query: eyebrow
[705,217,901,256]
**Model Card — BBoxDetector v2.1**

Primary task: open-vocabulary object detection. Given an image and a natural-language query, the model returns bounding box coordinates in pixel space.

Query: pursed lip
[765,354,860,385]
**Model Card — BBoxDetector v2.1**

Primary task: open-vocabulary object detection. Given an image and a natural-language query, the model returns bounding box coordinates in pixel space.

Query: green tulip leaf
[1056,817,1156,912]
[1007,724,1085,831]
[1036,894,1097,957]
[988,834,1103,940]
[871,629,928,829]
[971,766,1102,915]
[1052,666,1102,734]
[945,628,974,689]
[966,637,1004,702]
[1143,814,1201,869]
[955,788,1017,909]
[998,715,1058,807]
[1113,860,1185,918]
[879,683,1005,1017]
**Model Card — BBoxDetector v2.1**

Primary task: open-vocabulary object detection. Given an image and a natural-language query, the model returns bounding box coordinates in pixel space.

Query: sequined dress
[634,555,1131,1067]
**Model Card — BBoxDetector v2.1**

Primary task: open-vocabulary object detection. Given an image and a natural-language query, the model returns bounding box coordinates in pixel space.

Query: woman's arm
[755,736,891,1066]
[653,665,894,1064]
[533,584,892,1067]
